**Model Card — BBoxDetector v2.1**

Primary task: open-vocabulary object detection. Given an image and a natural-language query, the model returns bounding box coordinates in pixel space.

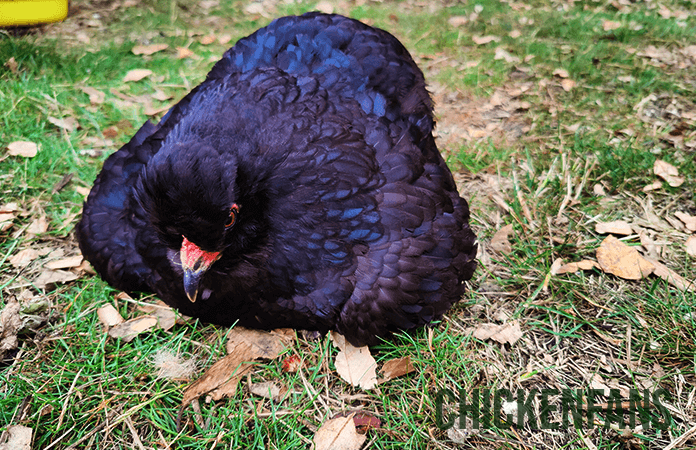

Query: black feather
[77,13,477,346]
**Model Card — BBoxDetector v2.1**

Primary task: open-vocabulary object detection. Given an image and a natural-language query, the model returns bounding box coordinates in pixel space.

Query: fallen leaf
[138,300,177,331]
[315,1,334,14]
[0,425,33,450]
[27,216,48,235]
[198,35,216,45]
[33,270,79,289]
[686,236,696,257]
[561,79,576,91]
[643,180,662,192]
[379,356,415,382]
[332,332,378,390]
[9,249,40,268]
[7,141,38,158]
[97,304,125,328]
[151,90,172,101]
[218,34,232,45]
[595,220,633,236]
[472,35,499,45]
[108,316,158,342]
[494,47,520,63]
[654,159,684,187]
[249,381,286,400]
[313,413,366,450]
[490,224,514,254]
[182,327,292,406]
[132,43,169,55]
[603,20,622,31]
[176,47,195,59]
[45,255,83,270]
[556,260,600,274]
[553,68,570,78]
[5,56,18,74]
[644,256,695,292]
[675,212,696,232]
[123,69,153,82]
[448,16,468,27]
[225,327,293,358]
[596,235,654,280]
[182,352,255,404]
[0,298,22,362]
[48,116,79,132]
[470,321,523,345]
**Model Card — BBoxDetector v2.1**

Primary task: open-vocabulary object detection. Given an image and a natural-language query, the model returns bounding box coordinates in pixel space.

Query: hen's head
[135,140,255,302]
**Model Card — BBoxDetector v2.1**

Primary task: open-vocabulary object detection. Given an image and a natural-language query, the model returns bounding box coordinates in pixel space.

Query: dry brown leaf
[331,332,378,390]
[556,260,600,274]
[603,20,622,31]
[675,212,696,232]
[686,236,696,257]
[595,220,633,236]
[644,256,696,292]
[108,316,158,342]
[379,356,415,382]
[27,216,48,235]
[5,56,18,74]
[653,159,684,187]
[176,47,195,59]
[97,304,125,328]
[151,90,173,101]
[249,381,286,400]
[313,413,366,450]
[33,269,79,289]
[132,43,169,55]
[138,300,177,331]
[182,327,292,405]
[80,86,105,104]
[198,35,216,45]
[596,235,654,280]
[45,255,83,270]
[494,47,520,63]
[0,424,33,450]
[7,141,38,158]
[643,180,662,192]
[183,352,255,404]
[553,68,570,78]
[123,69,153,82]
[225,327,293,358]
[490,224,514,254]
[9,249,40,268]
[561,79,576,91]
[48,116,78,132]
[0,298,22,361]
[315,1,334,14]
[470,321,523,345]
[448,16,468,27]
[472,35,499,45]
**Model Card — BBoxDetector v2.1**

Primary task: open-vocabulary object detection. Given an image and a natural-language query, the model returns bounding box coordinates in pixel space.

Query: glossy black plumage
[77,13,477,346]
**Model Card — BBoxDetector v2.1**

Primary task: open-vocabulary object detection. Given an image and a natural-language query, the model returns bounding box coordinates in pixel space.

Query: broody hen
[77,13,477,346]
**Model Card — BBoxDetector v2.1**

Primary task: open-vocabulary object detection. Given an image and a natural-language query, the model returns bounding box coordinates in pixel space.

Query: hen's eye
[225,204,239,228]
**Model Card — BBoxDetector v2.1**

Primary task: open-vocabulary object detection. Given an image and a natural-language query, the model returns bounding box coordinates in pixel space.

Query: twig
[57,368,83,430]
[663,423,696,450]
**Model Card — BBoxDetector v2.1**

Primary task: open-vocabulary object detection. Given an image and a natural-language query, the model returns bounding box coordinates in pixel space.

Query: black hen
[77,13,477,346]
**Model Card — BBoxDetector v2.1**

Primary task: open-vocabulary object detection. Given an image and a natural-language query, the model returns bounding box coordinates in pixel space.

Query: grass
[1,0,696,448]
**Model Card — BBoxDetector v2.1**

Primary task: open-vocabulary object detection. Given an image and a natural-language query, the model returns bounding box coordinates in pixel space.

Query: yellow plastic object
[0,0,68,27]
